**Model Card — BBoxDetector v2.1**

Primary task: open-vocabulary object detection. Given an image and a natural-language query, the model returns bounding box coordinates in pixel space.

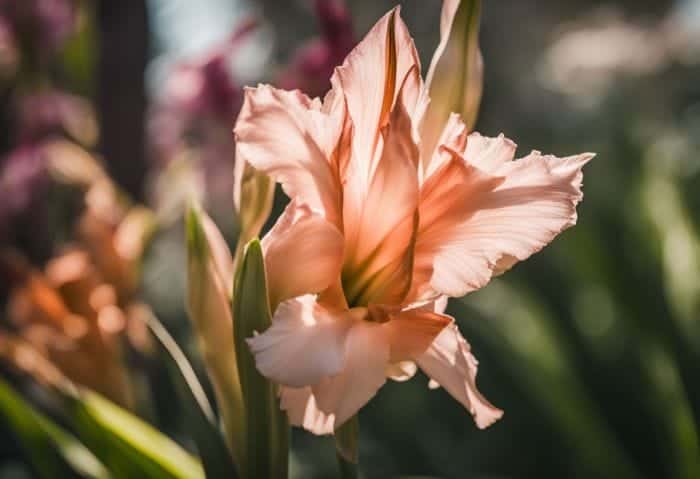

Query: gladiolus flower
[235,5,593,434]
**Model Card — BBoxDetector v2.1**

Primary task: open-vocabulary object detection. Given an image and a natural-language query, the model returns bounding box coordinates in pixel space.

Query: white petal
[386,361,418,382]
[247,296,352,388]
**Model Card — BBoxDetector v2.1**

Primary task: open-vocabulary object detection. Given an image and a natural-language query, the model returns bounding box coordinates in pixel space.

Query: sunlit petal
[312,320,390,428]
[334,6,421,181]
[262,201,344,309]
[279,386,335,435]
[416,136,592,298]
[342,69,420,306]
[234,84,344,225]
[247,295,352,388]
[416,323,502,429]
[411,147,502,301]
[385,308,452,361]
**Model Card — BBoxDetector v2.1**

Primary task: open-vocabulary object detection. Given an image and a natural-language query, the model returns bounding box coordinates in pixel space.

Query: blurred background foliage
[1,0,700,478]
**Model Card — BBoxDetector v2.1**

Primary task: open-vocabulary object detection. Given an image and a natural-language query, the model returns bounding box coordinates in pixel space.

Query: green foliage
[0,379,109,479]
[67,389,205,479]
[146,313,239,479]
[335,416,359,479]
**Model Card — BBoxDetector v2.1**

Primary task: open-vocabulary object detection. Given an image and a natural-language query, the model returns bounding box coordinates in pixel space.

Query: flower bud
[185,203,245,466]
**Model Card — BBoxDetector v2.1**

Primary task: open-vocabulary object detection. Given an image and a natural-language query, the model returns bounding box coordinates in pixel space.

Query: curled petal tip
[474,406,504,430]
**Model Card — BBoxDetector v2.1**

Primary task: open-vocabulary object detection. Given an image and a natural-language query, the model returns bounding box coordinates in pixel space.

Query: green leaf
[0,378,109,479]
[146,313,239,479]
[455,289,642,479]
[335,415,359,479]
[67,389,205,479]
[232,239,289,478]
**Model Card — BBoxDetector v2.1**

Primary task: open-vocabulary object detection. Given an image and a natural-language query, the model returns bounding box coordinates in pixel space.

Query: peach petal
[341,67,420,307]
[280,386,335,435]
[312,320,389,428]
[430,149,593,297]
[422,113,468,181]
[464,132,517,173]
[384,308,452,362]
[416,323,503,429]
[234,84,343,226]
[262,201,344,310]
[334,6,421,181]
[410,149,503,301]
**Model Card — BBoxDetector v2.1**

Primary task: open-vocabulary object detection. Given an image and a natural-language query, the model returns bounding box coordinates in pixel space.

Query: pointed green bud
[233,239,289,479]
[233,160,274,265]
[421,0,483,164]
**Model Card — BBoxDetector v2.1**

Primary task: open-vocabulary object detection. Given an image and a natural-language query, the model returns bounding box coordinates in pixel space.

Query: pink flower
[0,89,97,236]
[149,20,256,204]
[234,7,593,434]
[0,145,47,233]
[0,15,18,79]
[277,0,354,97]
[15,90,97,146]
[0,0,76,55]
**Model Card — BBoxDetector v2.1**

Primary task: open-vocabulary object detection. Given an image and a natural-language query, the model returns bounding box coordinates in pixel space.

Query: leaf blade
[0,378,110,479]
[68,389,205,479]
[146,313,239,479]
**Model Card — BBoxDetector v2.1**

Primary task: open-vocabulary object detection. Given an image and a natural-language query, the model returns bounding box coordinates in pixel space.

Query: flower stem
[335,415,359,478]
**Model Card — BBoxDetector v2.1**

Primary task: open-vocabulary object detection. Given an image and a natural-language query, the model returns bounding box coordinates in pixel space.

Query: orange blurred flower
[2,175,154,407]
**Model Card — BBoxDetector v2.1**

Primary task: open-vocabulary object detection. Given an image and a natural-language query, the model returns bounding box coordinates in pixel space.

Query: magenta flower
[277,0,355,97]
[149,20,256,203]
[0,145,47,235]
[16,89,97,146]
[0,15,18,79]
[0,0,76,55]
[0,89,96,236]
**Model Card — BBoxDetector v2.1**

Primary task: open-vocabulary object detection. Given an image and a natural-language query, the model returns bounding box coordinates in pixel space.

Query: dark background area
[1,0,699,477]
